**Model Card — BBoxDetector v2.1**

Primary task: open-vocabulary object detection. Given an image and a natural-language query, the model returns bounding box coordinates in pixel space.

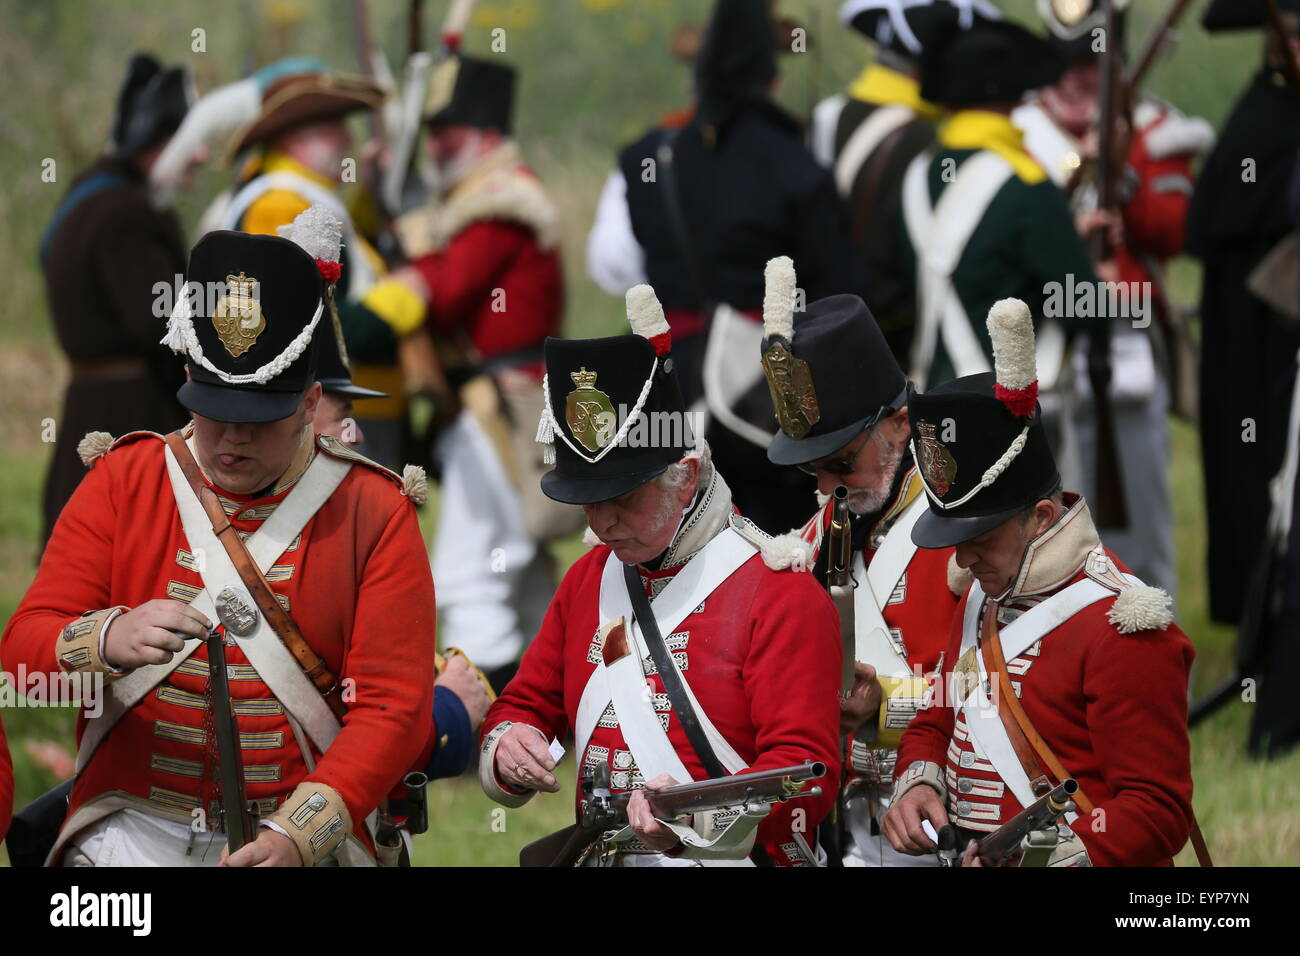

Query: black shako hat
[1203,0,1300,32]
[537,286,693,505]
[111,53,193,158]
[910,299,1061,549]
[695,0,778,135]
[920,18,1065,107]
[425,54,516,134]
[840,0,1003,58]
[167,230,324,424]
[758,257,908,466]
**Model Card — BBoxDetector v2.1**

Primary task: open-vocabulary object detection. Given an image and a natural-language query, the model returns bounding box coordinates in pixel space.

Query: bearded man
[479,284,840,866]
[755,257,963,866]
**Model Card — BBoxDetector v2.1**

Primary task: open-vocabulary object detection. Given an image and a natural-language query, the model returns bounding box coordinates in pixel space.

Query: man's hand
[882,784,947,855]
[960,838,984,867]
[839,662,882,736]
[626,773,682,853]
[494,723,560,793]
[437,655,491,731]
[103,599,210,671]
[220,829,303,867]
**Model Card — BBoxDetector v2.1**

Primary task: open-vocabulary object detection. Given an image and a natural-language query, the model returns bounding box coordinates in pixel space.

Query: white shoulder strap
[74,446,351,772]
[834,104,915,197]
[853,495,926,676]
[573,529,757,773]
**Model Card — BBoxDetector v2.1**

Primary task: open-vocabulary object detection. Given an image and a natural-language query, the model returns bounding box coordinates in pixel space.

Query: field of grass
[1,0,1296,867]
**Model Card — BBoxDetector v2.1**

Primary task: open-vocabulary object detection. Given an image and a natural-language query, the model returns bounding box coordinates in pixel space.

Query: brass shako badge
[761,340,821,440]
[916,420,958,497]
[213,272,267,357]
[565,368,616,453]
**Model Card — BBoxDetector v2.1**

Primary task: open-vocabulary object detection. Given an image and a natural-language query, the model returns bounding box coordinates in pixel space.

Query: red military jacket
[410,148,562,374]
[481,491,841,866]
[1,427,436,862]
[782,467,960,786]
[895,497,1195,866]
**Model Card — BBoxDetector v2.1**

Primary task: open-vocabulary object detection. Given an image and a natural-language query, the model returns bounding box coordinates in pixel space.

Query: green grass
[1,0,1294,866]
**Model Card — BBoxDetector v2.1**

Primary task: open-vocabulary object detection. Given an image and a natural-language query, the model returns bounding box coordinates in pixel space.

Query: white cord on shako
[535,358,660,465]
[914,424,1030,510]
[160,290,323,386]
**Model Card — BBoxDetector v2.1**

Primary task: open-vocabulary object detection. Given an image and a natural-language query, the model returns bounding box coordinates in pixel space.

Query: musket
[1085,0,1129,531]
[519,760,826,867]
[207,628,255,852]
[827,485,856,694]
[937,778,1078,867]
[1124,0,1195,90]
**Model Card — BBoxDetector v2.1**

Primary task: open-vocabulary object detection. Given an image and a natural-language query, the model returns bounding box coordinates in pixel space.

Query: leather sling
[623,562,727,780]
[981,601,1214,866]
[165,432,347,721]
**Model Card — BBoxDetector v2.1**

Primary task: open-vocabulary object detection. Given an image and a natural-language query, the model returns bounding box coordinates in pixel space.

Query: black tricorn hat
[1039,0,1128,62]
[910,299,1060,549]
[111,53,193,158]
[759,258,908,466]
[425,54,516,134]
[538,286,693,505]
[920,18,1065,107]
[840,0,1003,58]
[168,231,324,424]
[694,0,778,134]
[314,311,386,399]
[1203,0,1300,32]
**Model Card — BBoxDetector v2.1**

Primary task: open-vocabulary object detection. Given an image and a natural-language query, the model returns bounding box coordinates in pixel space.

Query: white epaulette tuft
[947,553,974,597]
[1105,583,1174,635]
[582,526,601,548]
[400,464,428,506]
[77,431,116,467]
[731,515,814,572]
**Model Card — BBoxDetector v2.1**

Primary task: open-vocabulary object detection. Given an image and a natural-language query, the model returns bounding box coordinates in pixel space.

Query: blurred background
[0,0,1295,865]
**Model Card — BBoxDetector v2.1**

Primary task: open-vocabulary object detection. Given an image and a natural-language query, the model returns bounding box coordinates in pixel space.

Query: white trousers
[843,791,941,868]
[64,809,226,867]
[431,411,553,670]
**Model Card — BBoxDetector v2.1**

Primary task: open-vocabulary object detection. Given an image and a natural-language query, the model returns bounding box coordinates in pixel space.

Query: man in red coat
[381,53,567,690]
[479,284,841,866]
[883,298,1195,867]
[0,713,11,843]
[754,258,961,866]
[2,223,435,866]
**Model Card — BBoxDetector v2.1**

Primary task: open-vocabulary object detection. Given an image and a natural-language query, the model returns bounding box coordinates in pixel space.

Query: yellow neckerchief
[252,149,338,190]
[847,63,944,122]
[937,110,1048,185]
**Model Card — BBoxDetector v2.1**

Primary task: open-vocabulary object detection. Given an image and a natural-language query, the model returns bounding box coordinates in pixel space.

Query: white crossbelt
[834,104,915,197]
[853,495,926,676]
[73,442,350,773]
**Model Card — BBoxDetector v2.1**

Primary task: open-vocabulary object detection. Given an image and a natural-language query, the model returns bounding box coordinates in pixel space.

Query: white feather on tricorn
[986,297,1039,417]
[763,256,797,342]
[625,283,671,353]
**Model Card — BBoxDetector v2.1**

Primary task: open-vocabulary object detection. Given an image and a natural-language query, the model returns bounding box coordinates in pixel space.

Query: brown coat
[40,156,189,544]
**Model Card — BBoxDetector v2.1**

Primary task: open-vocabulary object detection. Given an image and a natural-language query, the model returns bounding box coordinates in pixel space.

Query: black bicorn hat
[1038,0,1129,62]
[759,257,908,466]
[840,0,1003,58]
[166,228,325,424]
[694,0,779,134]
[919,17,1066,107]
[111,53,194,158]
[1203,0,1300,32]
[424,54,516,135]
[537,286,694,505]
[909,299,1061,550]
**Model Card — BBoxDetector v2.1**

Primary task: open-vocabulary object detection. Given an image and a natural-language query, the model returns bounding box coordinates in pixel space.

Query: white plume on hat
[625,283,669,341]
[762,256,797,341]
[987,297,1036,391]
[277,203,343,265]
[149,77,261,204]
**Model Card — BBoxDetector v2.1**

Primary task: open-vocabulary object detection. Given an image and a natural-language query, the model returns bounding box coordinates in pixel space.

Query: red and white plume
[763,256,797,342]
[987,298,1038,418]
[626,283,671,356]
[278,203,344,282]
